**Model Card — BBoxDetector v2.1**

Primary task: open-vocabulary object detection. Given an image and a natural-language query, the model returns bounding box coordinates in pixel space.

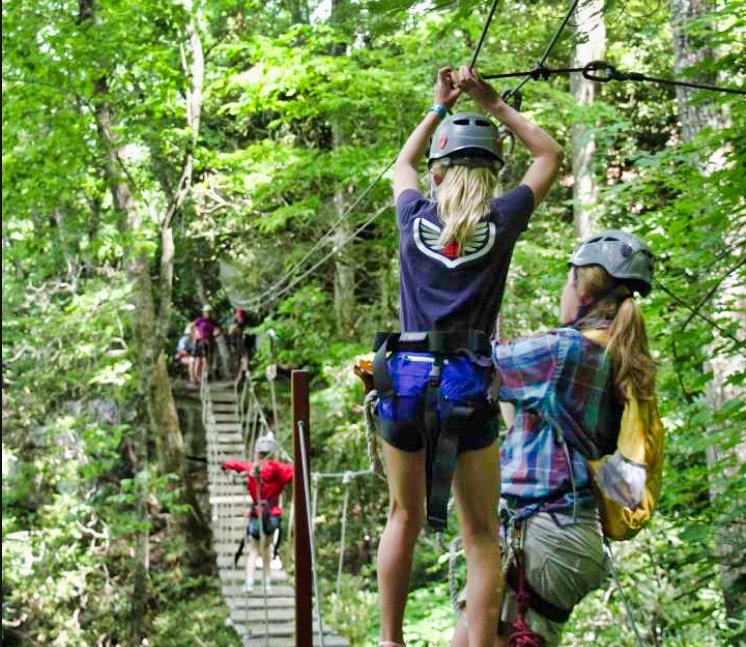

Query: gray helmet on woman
[428,112,504,169]
[569,230,654,296]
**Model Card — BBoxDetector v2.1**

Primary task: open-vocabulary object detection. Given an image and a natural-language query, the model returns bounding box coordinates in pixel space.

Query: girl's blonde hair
[431,163,500,251]
[575,265,656,401]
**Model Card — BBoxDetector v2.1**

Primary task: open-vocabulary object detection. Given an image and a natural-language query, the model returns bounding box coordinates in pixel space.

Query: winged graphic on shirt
[413,217,497,269]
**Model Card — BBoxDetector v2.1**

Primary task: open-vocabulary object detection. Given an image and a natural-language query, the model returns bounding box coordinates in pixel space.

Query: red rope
[508,545,546,647]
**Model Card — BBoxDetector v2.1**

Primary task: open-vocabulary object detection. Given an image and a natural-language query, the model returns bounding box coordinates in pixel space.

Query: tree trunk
[84,2,211,629]
[333,222,356,338]
[331,0,356,339]
[571,0,605,238]
[671,0,720,141]
[670,0,746,620]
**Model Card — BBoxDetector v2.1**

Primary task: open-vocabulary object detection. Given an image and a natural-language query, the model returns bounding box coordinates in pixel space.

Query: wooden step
[229,620,345,637]
[232,630,349,647]
[209,494,254,505]
[223,585,295,601]
[211,392,239,402]
[212,402,239,411]
[212,422,241,431]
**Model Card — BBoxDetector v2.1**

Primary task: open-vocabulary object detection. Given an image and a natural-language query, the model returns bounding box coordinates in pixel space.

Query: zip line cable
[259,200,392,307]
[503,0,580,101]
[485,59,746,95]
[469,0,502,68]
[231,158,395,310]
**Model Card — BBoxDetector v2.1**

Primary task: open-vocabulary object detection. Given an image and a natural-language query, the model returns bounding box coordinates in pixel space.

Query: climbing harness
[449,512,647,646]
[372,330,492,530]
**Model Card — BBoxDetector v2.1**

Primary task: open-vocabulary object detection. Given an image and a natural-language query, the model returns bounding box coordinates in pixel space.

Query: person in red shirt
[222,433,293,592]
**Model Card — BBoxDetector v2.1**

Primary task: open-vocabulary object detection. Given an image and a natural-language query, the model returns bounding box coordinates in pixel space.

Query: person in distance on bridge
[190,304,222,387]
[222,433,293,593]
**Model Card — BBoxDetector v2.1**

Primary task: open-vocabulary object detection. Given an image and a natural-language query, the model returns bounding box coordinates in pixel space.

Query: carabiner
[582,60,617,83]
[502,87,523,112]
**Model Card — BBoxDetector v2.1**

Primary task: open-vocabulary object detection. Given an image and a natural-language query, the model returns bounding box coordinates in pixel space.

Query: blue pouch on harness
[376,352,492,424]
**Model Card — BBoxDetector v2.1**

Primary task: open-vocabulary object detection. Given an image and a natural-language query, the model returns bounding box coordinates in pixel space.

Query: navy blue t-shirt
[396,184,534,335]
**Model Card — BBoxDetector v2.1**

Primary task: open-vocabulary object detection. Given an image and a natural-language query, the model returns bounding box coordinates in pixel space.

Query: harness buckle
[427,362,442,388]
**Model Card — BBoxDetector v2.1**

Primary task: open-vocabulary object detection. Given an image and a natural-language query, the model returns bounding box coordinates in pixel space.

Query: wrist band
[429,103,447,119]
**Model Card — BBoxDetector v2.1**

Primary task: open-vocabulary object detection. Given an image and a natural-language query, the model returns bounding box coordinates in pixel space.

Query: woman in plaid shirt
[452,230,656,647]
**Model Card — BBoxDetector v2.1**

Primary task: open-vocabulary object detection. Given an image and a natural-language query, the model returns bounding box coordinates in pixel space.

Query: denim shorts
[247,513,280,540]
[374,351,497,453]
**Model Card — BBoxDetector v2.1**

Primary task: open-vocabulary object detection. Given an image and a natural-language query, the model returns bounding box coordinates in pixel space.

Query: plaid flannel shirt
[493,326,622,517]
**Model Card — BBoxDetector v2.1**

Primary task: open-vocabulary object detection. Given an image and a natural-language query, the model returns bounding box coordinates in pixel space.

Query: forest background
[2,0,744,645]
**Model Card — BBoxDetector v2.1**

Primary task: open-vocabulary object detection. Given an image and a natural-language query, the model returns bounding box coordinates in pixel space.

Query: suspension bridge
[200,372,351,647]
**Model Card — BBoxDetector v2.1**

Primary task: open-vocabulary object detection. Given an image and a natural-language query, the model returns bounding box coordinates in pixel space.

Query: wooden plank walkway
[204,380,350,647]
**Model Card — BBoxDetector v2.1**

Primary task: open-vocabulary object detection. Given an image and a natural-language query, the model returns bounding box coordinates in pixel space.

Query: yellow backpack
[583,329,665,541]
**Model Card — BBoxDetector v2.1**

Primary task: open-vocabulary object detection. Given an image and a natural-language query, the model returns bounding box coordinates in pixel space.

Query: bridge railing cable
[231,159,395,311]
[309,469,381,598]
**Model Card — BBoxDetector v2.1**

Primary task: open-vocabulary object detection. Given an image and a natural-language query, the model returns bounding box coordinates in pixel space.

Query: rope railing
[308,468,383,598]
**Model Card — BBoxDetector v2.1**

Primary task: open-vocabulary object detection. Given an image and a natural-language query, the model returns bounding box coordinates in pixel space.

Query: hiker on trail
[222,433,293,592]
[174,324,195,374]
[451,230,657,647]
[226,307,256,375]
[374,64,562,647]
[190,304,222,387]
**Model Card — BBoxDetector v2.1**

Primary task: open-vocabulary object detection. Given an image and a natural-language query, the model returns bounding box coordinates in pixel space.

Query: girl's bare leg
[452,441,502,647]
[377,441,426,646]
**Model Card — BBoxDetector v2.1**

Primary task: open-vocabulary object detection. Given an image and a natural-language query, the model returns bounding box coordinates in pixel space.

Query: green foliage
[3,0,745,644]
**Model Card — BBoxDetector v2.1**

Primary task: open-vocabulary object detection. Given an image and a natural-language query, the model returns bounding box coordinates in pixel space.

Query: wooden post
[292,370,313,647]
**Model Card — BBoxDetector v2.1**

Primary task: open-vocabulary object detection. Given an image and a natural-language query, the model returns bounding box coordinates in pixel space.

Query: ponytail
[575,265,656,401]
[431,163,500,251]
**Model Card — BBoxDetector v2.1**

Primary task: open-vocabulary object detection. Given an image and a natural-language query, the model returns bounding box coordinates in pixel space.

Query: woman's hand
[433,66,461,111]
[457,65,501,109]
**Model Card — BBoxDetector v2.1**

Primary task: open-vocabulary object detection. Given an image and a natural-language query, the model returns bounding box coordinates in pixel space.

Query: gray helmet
[569,230,654,296]
[254,434,276,455]
[428,112,504,169]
